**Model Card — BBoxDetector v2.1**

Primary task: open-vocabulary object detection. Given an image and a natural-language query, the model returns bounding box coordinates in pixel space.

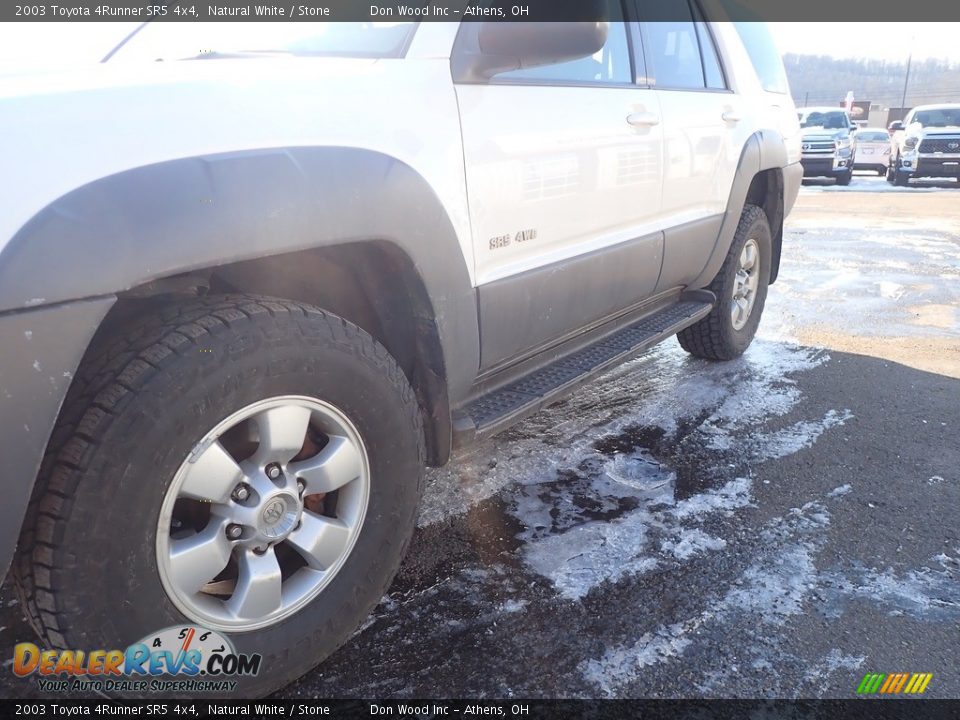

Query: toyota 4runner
[0,8,800,696]
[888,103,960,186]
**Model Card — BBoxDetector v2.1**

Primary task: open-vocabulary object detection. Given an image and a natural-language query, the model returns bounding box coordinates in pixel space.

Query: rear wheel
[14,295,425,697]
[678,204,771,361]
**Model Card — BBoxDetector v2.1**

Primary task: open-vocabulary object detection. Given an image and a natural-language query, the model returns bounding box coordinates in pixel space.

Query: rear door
[454,1,666,371]
[636,0,745,292]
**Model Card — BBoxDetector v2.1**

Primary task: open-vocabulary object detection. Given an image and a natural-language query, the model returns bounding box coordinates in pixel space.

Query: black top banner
[4,0,960,22]
[3,699,960,719]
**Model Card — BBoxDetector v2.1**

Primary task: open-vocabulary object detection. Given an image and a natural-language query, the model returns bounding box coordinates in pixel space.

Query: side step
[454,296,714,445]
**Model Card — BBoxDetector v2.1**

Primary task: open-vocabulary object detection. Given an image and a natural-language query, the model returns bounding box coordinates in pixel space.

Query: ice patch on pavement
[582,624,692,696]
[517,477,752,600]
[826,560,960,618]
[801,649,866,685]
[604,451,675,491]
[660,528,727,560]
[419,341,829,527]
[669,477,753,519]
[582,500,832,696]
[522,517,659,601]
[744,410,854,461]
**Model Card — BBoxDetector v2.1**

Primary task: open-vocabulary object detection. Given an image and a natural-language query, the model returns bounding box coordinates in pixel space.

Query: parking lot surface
[2,174,959,699]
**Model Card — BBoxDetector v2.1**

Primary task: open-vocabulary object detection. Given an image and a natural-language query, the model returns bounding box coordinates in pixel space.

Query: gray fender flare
[688,130,788,289]
[0,146,479,398]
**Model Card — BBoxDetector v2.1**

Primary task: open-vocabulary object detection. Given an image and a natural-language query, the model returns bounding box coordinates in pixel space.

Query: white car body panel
[0,55,477,285]
[458,82,665,286]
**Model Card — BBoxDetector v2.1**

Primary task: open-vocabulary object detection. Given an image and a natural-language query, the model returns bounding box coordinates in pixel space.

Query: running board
[453,296,714,447]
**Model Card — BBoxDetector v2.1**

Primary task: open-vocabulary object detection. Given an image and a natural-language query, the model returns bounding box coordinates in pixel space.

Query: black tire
[677,204,771,361]
[835,171,853,186]
[887,163,896,183]
[13,294,425,697]
[877,167,886,176]
[893,171,910,187]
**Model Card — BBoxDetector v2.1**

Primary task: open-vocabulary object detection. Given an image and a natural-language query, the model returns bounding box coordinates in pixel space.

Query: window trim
[633,0,734,94]
[691,2,729,91]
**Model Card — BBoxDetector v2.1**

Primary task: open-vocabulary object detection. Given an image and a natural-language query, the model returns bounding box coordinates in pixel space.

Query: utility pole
[900,40,914,115]
[803,91,809,106]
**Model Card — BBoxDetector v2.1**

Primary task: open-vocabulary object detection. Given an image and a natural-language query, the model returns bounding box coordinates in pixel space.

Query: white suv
[0,10,800,696]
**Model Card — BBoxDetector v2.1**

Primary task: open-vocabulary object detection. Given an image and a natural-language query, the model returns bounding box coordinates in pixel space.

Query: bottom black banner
[2,699,960,720]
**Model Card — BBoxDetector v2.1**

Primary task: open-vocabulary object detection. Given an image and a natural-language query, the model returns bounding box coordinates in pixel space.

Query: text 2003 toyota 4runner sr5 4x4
[0,8,800,696]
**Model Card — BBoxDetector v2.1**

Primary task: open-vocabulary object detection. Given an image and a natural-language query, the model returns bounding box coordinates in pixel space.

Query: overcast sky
[769,23,959,62]
[0,22,958,74]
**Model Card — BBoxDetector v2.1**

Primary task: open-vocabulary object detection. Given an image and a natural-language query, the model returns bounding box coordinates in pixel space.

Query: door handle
[722,110,742,123]
[627,112,660,127]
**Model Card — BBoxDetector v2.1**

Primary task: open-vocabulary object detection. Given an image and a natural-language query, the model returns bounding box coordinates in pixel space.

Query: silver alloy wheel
[731,238,760,331]
[156,396,370,632]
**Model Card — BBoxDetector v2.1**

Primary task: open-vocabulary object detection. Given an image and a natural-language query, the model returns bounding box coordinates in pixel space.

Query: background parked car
[797,107,857,185]
[853,127,891,175]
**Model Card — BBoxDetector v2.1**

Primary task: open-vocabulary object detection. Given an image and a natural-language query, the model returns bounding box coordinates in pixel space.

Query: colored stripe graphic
[857,672,932,695]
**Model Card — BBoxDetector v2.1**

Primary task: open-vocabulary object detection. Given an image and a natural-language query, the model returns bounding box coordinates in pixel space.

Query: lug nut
[266,463,282,480]
[297,478,306,494]
[231,484,250,502]
[226,523,243,540]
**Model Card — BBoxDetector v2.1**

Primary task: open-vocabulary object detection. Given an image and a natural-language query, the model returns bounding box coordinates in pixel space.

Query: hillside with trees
[784,53,960,108]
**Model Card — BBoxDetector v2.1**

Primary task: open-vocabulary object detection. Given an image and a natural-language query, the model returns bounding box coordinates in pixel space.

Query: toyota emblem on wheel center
[262,500,285,525]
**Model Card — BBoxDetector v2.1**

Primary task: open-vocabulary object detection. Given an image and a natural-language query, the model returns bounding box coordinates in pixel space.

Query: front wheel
[14,295,425,697]
[835,170,853,186]
[678,204,771,361]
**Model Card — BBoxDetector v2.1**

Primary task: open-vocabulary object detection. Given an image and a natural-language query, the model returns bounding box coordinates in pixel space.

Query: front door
[454,5,666,370]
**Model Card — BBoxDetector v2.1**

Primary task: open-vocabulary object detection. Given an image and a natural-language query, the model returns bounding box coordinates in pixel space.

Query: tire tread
[677,204,768,361]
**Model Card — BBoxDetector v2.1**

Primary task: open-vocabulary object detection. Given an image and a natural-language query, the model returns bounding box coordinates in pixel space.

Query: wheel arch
[0,147,481,576]
[0,147,480,466]
[688,130,788,289]
[99,240,454,466]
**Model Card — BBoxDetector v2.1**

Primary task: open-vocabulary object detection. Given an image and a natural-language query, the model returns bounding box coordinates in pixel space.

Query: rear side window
[732,22,789,94]
[640,0,728,91]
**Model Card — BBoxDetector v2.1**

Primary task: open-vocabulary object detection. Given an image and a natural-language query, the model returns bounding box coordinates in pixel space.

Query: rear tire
[13,295,425,697]
[678,204,771,361]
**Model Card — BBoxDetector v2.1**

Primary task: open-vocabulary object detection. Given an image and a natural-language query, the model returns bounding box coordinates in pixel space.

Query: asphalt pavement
[2,174,958,699]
